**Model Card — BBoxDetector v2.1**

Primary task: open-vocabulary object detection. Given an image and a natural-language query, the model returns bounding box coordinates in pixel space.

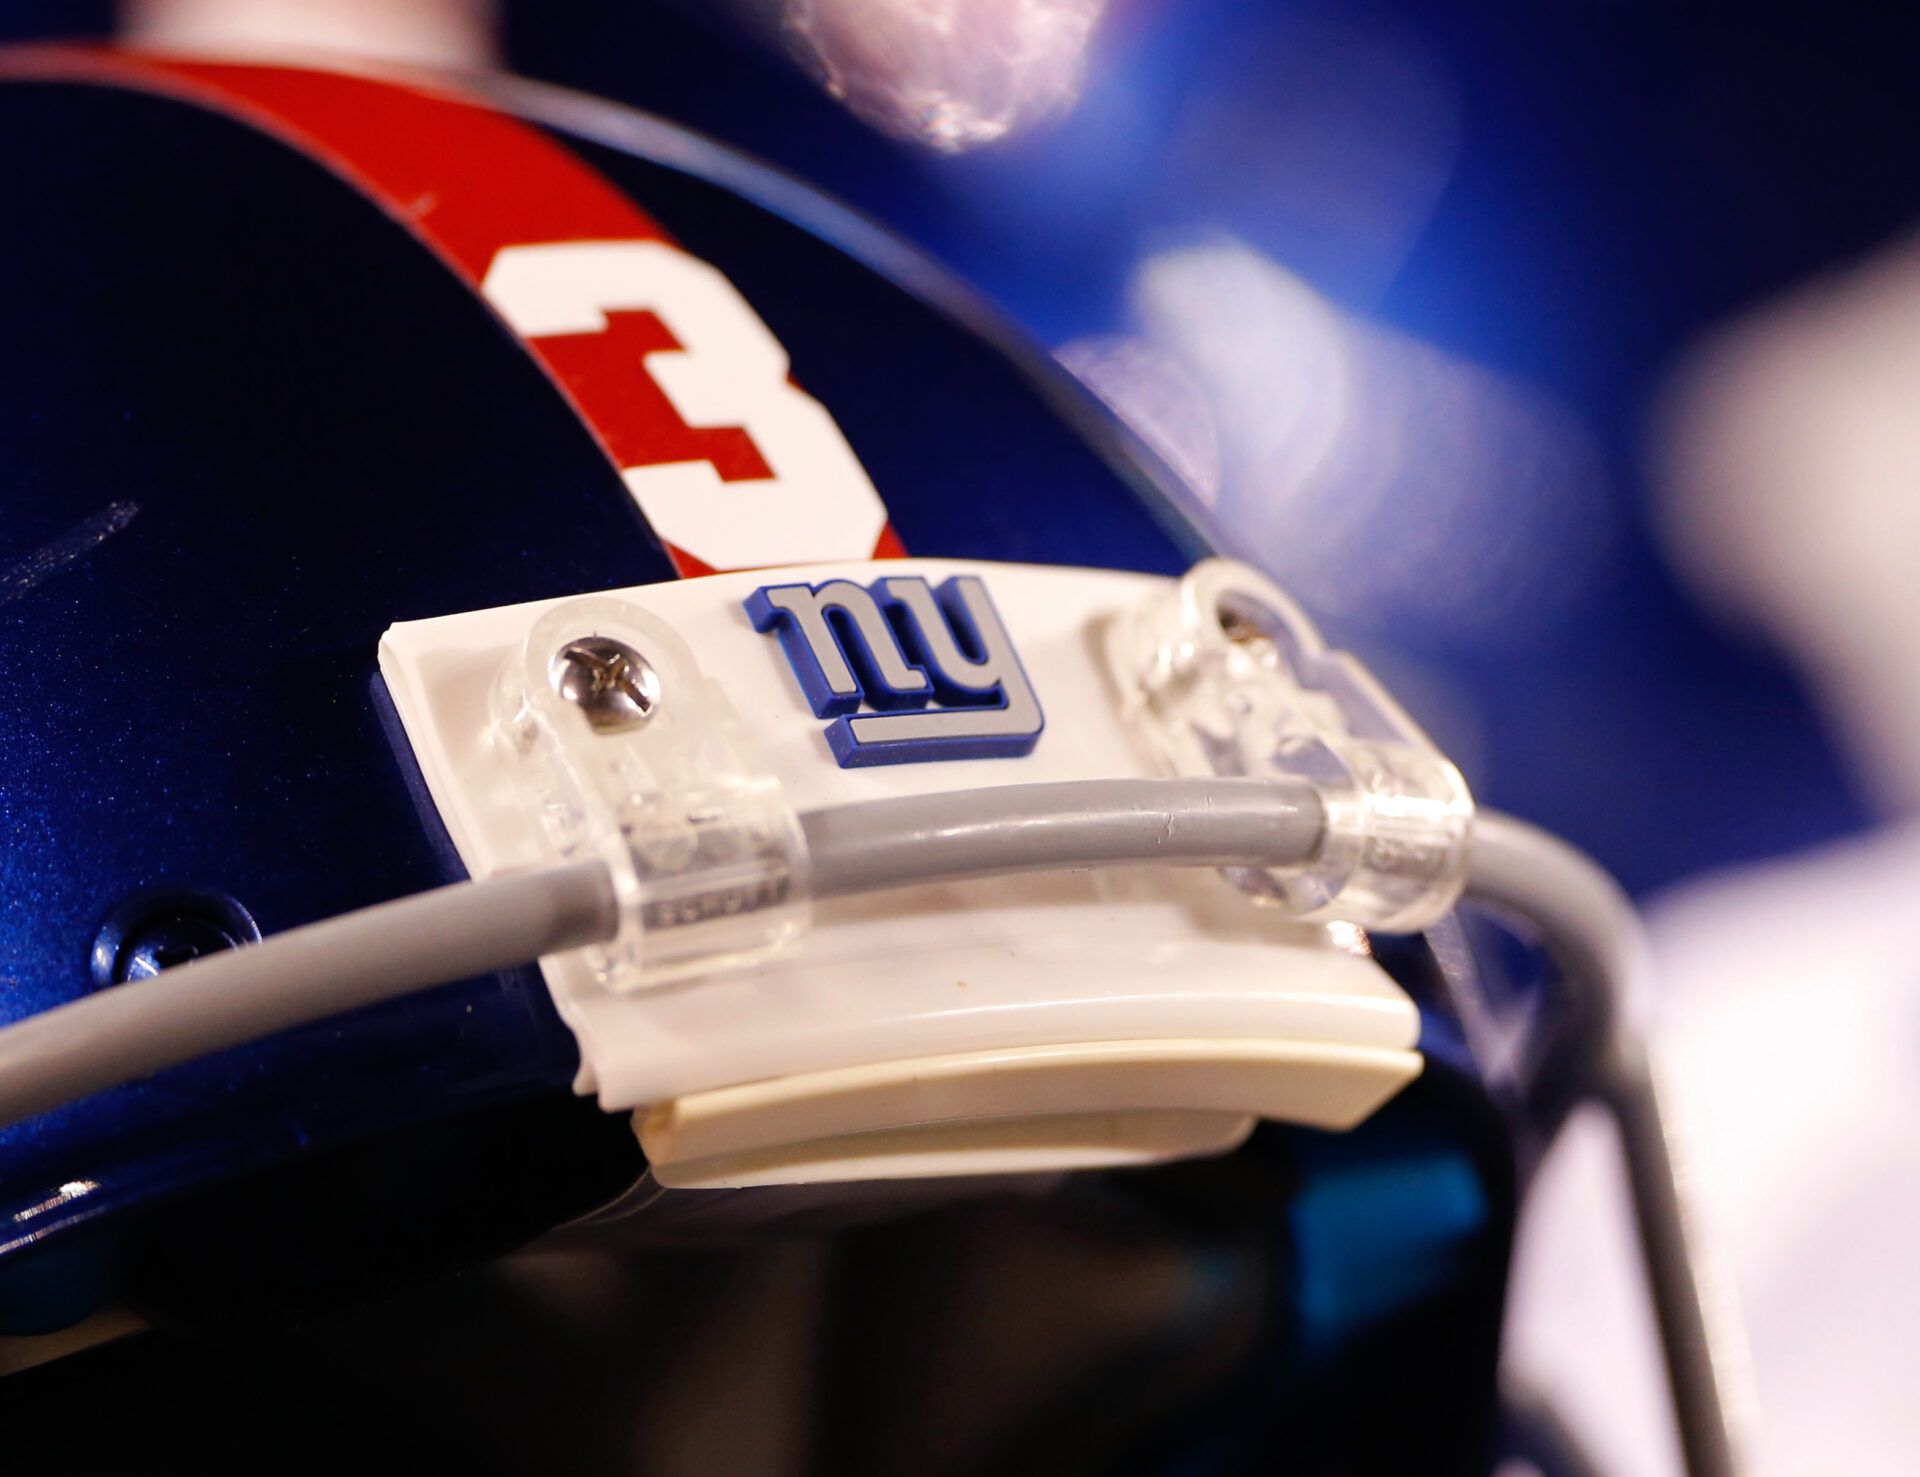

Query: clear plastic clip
[491,597,810,991]
[1107,559,1472,932]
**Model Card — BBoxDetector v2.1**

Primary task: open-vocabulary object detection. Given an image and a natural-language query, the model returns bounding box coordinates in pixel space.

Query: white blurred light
[1506,1107,1684,1477]
[121,0,499,67]
[1607,823,1920,1477]
[783,0,1107,152]
[1656,233,1920,811]
[1623,243,1920,1472]
[1074,240,1613,647]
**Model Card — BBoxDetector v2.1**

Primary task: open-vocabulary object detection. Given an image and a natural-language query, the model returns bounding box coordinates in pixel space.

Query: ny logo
[746,575,1044,767]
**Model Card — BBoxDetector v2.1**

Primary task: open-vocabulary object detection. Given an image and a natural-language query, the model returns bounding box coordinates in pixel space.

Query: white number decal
[483,240,889,570]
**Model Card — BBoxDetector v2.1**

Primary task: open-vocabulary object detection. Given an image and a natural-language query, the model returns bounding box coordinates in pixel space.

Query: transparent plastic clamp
[1106,559,1474,932]
[491,596,811,991]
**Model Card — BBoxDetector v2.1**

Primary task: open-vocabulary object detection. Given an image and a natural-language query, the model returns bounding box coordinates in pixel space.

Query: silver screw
[548,635,661,733]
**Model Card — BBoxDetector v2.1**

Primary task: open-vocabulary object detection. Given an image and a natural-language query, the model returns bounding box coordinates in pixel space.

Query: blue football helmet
[0,46,1733,1477]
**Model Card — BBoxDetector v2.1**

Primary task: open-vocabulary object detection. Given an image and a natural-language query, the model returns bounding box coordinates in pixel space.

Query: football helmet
[0,47,1732,1477]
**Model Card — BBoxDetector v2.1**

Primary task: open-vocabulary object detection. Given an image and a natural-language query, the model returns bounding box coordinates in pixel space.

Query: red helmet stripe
[0,46,903,575]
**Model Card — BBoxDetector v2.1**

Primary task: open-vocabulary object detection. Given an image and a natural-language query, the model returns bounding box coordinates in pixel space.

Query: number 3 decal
[483,240,892,572]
